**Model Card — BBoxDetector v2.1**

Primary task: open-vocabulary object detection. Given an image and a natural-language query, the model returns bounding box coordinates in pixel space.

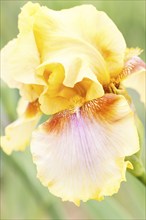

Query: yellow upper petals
[88,10,126,77]
[33,4,126,85]
[48,4,126,78]
[39,93,71,115]
[33,11,109,86]
[80,78,104,101]
[36,62,104,114]
[1,2,128,114]
[1,99,41,155]
[1,1,144,115]
[39,80,103,115]
[1,2,42,96]
[1,32,40,85]
[18,1,41,34]
[36,63,65,86]
[39,86,84,115]
[0,39,21,88]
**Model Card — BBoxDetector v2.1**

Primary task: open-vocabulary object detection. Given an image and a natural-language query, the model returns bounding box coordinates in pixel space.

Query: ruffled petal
[0,39,21,88]
[19,84,44,102]
[18,1,40,33]
[31,94,139,205]
[1,2,41,87]
[33,4,126,85]
[37,63,104,115]
[39,92,71,115]
[122,56,146,79]
[123,70,146,105]
[1,32,40,86]
[1,99,41,155]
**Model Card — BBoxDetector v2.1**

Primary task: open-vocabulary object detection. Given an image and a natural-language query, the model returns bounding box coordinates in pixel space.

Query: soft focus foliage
[1,1,145,219]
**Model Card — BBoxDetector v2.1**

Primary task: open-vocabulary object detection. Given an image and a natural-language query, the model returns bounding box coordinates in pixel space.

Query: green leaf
[1,150,66,219]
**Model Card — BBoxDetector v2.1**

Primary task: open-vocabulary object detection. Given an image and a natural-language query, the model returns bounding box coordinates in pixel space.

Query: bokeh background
[0,0,145,219]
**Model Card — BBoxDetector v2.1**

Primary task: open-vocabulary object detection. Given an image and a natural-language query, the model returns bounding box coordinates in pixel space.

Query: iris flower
[1,2,145,205]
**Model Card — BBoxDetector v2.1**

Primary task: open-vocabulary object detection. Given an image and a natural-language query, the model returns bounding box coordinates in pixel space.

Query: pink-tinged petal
[31,94,139,205]
[122,56,146,78]
[120,56,146,105]
[124,47,143,61]
[113,56,146,84]
[123,69,145,106]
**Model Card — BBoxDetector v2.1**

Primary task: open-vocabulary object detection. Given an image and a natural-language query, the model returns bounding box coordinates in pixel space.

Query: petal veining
[31,94,139,205]
[116,56,146,83]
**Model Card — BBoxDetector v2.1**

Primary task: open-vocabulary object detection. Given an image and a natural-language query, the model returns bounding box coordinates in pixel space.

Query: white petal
[31,94,139,205]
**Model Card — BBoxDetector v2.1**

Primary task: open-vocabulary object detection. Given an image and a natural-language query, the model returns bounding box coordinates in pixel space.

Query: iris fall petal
[31,94,139,205]
[1,99,41,154]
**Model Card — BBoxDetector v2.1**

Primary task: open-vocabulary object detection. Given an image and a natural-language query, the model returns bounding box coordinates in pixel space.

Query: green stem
[2,152,63,219]
[127,154,146,186]
[138,171,146,186]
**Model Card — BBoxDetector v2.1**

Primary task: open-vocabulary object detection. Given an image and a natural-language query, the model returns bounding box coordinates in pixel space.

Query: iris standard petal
[37,63,104,115]
[33,4,126,85]
[31,94,139,205]
[1,2,41,87]
[19,84,44,102]
[1,99,41,155]
[1,32,40,86]
[18,1,40,34]
[0,39,21,88]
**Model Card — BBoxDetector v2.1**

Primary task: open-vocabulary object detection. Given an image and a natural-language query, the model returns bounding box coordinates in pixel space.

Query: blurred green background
[0,0,145,219]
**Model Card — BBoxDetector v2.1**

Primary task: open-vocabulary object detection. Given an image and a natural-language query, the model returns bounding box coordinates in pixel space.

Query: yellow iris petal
[0,39,21,88]
[37,62,104,114]
[1,99,41,154]
[1,32,40,86]
[0,2,41,88]
[19,84,44,102]
[33,4,126,85]
[18,1,40,34]
[1,2,128,114]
